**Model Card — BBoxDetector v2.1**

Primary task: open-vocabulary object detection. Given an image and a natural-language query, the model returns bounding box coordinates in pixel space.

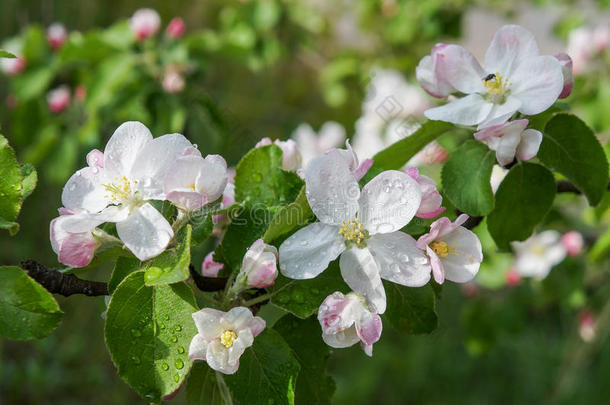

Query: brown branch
[21,259,108,297]
[189,265,228,292]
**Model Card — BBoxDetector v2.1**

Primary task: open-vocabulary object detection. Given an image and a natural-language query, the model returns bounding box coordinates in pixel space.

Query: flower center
[430,240,450,258]
[483,72,512,103]
[103,176,136,204]
[220,330,237,348]
[530,244,547,256]
[338,219,369,247]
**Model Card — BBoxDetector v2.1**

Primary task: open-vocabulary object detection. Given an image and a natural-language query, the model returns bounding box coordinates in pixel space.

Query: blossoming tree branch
[0,22,609,405]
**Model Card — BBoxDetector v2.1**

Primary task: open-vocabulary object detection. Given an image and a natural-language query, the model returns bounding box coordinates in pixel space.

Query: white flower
[419,25,564,128]
[291,122,346,167]
[130,8,161,40]
[47,23,68,50]
[512,230,567,279]
[416,214,483,284]
[279,148,431,314]
[189,307,266,374]
[474,119,542,166]
[318,291,382,356]
[61,122,194,260]
[255,137,302,171]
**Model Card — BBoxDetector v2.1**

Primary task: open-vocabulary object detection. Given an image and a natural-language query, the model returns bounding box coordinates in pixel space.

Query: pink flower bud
[50,210,101,268]
[561,231,584,257]
[578,310,596,342]
[130,8,161,40]
[86,149,104,169]
[47,85,71,114]
[416,43,456,98]
[1,56,26,76]
[166,17,185,38]
[47,23,68,50]
[555,53,574,98]
[405,167,445,219]
[505,268,521,286]
[202,252,223,277]
[240,239,278,288]
[162,69,185,93]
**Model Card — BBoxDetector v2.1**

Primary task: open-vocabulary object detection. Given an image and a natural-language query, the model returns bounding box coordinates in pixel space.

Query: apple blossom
[162,69,185,94]
[404,167,445,219]
[474,119,542,166]
[236,239,278,288]
[163,151,228,211]
[419,25,564,128]
[511,230,567,279]
[47,85,71,114]
[47,23,68,50]
[291,122,346,166]
[416,214,483,284]
[255,137,302,171]
[130,8,161,40]
[579,310,596,342]
[555,53,574,99]
[202,252,224,277]
[318,291,382,356]
[279,148,431,314]
[166,17,185,38]
[415,43,456,98]
[50,208,102,268]
[61,121,195,260]
[561,231,584,257]
[189,307,265,374]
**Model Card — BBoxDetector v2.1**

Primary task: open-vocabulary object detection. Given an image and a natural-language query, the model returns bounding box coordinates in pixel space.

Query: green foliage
[0,266,63,340]
[144,225,192,286]
[186,363,227,405]
[487,162,557,250]
[104,271,197,403]
[383,281,438,335]
[191,213,214,246]
[108,256,141,294]
[0,50,16,58]
[275,315,336,405]
[264,186,314,244]
[441,140,496,216]
[539,113,609,205]
[224,329,300,405]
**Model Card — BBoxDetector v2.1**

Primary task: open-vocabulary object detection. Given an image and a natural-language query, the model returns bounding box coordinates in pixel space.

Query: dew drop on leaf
[174,359,184,370]
[162,363,169,371]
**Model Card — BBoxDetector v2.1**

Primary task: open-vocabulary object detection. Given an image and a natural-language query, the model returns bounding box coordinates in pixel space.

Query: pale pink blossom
[255,137,302,171]
[405,167,445,219]
[291,122,346,166]
[561,231,584,257]
[130,8,161,40]
[555,53,574,98]
[474,119,542,166]
[511,231,567,279]
[166,17,185,38]
[579,310,596,342]
[202,252,224,277]
[0,54,26,76]
[162,69,185,94]
[86,149,104,169]
[237,239,278,288]
[417,214,483,284]
[318,291,382,356]
[416,43,456,98]
[50,209,102,268]
[47,23,68,50]
[47,85,71,114]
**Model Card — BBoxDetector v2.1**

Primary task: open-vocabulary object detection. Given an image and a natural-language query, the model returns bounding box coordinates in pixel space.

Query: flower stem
[242,291,276,307]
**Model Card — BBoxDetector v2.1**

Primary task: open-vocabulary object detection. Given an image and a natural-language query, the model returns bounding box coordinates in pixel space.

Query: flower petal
[62,167,109,213]
[426,246,445,284]
[439,227,483,283]
[188,334,209,361]
[358,171,421,234]
[339,248,386,314]
[494,131,522,166]
[192,308,225,340]
[424,94,493,126]
[322,326,360,348]
[206,341,237,374]
[279,222,346,279]
[355,311,382,346]
[484,25,540,76]
[115,203,174,261]
[510,55,563,115]
[477,96,522,128]
[223,307,254,331]
[103,121,153,178]
[516,129,542,161]
[440,44,486,94]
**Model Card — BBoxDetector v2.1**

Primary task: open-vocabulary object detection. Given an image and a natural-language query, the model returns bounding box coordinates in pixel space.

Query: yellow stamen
[338,219,368,245]
[220,330,237,348]
[102,176,133,203]
[430,240,450,258]
[482,72,512,97]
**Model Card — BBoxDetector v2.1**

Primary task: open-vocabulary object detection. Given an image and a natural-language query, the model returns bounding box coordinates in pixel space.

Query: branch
[21,259,108,297]
[189,265,228,292]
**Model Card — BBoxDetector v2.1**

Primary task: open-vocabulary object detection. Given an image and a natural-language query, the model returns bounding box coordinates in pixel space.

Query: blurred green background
[1,0,610,404]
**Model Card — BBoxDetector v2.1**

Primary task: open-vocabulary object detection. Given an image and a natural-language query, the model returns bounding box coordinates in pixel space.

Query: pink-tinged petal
[318,292,358,334]
[405,167,419,179]
[361,343,374,357]
[417,207,446,219]
[322,326,361,349]
[166,190,205,212]
[166,17,185,38]
[439,44,486,94]
[103,121,153,178]
[163,155,201,193]
[409,172,444,218]
[202,252,224,277]
[206,341,237,374]
[304,152,360,225]
[424,94,493,126]
[358,170,421,234]
[493,131,521,166]
[196,155,228,201]
[367,232,431,287]
[474,119,528,141]
[353,158,373,181]
[58,232,99,268]
[439,227,483,283]
[115,203,173,261]
[61,166,109,213]
[246,317,266,337]
[223,307,256,331]
[484,25,540,76]
[561,231,584,257]
[188,334,209,361]
[426,247,445,284]
[130,8,161,40]
[416,43,459,98]
[275,139,302,171]
[510,55,563,115]
[86,149,104,169]
[255,137,273,147]
[555,53,574,98]
[339,248,386,314]
[279,222,346,279]
[417,214,468,250]
[516,129,542,161]
[241,240,279,288]
[355,311,382,346]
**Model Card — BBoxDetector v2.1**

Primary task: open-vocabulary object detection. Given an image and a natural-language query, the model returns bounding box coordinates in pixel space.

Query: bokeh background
[1,0,610,404]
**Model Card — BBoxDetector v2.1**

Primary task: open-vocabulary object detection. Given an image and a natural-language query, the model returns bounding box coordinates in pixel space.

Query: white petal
[279,223,346,279]
[424,94,493,126]
[115,203,174,261]
[228,329,253,366]
[358,171,421,234]
[339,248,386,314]
[367,232,431,287]
[163,155,201,192]
[304,153,360,225]
[103,122,153,178]
[516,129,542,161]
[192,308,225,339]
[206,341,237,374]
[62,167,109,213]
[494,131,522,166]
[322,326,360,349]
[441,44,486,94]
[439,227,482,283]
[484,25,540,76]
[477,97,522,128]
[196,155,228,201]
[510,55,563,115]
[188,334,209,361]
[223,307,254,331]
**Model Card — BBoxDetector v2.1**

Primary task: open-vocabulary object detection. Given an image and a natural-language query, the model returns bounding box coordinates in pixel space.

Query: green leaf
[234,144,303,206]
[275,316,335,405]
[0,218,19,235]
[186,363,227,405]
[20,163,37,199]
[191,213,214,245]
[382,281,438,335]
[13,67,54,101]
[109,256,141,294]
[0,50,16,58]
[0,135,24,234]
[487,162,556,250]
[104,271,197,402]
[364,121,453,181]
[441,140,495,216]
[144,225,192,286]
[224,329,300,405]
[0,266,63,340]
[539,113,609,205]
[270,261,349,319]
[264,186,313,244]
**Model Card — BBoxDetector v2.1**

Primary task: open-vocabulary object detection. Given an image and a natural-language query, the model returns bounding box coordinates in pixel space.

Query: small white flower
[47,85,71,114]
[512,230,567,279]
[291,122,346,167]
[189,307,266,375]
